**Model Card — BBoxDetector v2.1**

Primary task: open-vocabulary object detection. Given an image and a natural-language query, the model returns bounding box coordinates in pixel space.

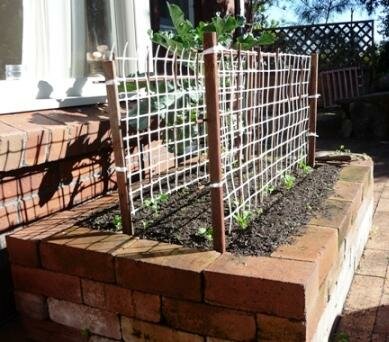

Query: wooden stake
[103,60,133,235]
[203,32,226,253]
[308,53,319,167]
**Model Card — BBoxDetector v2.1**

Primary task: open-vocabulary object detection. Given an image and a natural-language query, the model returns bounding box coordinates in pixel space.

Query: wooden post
[308,53,319,167]
[203,32,226,253]
[103,60,133,235]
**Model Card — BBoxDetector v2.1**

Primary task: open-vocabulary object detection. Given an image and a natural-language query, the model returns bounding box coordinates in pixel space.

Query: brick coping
[6,157,373,341]
[0,105,110,173]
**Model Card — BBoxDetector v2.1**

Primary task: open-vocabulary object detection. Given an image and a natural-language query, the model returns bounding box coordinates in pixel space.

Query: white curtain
[110,0,152,74]
[22,0,86,80]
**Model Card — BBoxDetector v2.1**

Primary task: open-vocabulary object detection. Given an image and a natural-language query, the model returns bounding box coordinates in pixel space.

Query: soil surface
[81,164,340,256]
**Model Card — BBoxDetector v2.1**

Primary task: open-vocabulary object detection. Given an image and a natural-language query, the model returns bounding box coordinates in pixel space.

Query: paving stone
[376,198,389,213]
[338,308,377,333]
[356,249,389,278]
[381,186,389,199]
[366,212,389,251]
[374,294,389,334]
[343,275,384,313]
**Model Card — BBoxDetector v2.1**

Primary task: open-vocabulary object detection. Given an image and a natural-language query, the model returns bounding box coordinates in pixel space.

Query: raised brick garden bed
[6,158,373,341]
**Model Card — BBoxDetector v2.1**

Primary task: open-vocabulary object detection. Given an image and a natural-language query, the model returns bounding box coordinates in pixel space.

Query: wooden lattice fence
[264,20,374,70]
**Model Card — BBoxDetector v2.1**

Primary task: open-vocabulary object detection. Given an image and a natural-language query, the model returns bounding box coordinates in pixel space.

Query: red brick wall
[0,106,116,233]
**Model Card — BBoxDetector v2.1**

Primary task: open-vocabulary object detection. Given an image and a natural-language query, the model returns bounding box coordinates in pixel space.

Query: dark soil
[81,164,340,256]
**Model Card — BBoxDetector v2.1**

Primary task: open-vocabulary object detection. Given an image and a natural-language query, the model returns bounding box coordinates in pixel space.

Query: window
[0,0,152,114]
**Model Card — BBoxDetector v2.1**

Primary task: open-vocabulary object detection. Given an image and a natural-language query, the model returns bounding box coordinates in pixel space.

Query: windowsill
[0,105,112,173]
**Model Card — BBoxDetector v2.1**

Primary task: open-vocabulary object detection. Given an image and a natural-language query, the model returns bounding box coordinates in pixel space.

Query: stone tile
[343,275,384,313]
[381,186,389,199]
[371,333,388,342]
[366,212,389,251]
[356,249,389,278]
[376,198,389,213]
[375,294,389,334]
[338,308,377,333]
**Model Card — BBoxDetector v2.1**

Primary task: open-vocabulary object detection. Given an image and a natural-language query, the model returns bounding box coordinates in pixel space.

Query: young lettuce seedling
[298,161,313,175]
[112,214,122,231]
[233,210,252,230]
[144,193,170,214]
[281,173,296,190]
[197,227,213,241]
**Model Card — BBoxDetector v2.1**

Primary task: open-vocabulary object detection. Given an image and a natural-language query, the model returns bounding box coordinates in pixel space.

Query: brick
[82,279,160,323]
[21,316,87,342]
[48,297,121,340]
[0,121,24,172]
[14,291,48,320]
[256,313,306,341]
[162,297,256,341]
[309,198,352,245]
[0,202,19,232]
[339,165,372,197]
[6,216,76,267]
[272,225,338,285]
[0,176,19,202]
[204,254,318,320]
[356,249,389,278]
[12,265,82,303]
[40,228,116,283]
[206,338,234,342]
[331,180,363,204]
[121,316,203,342]
[115,239,220,301]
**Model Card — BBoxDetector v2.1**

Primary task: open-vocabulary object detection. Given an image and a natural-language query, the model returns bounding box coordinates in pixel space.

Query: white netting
[217,49,311,231]
[112,44,312,232]
[116,45,208,214]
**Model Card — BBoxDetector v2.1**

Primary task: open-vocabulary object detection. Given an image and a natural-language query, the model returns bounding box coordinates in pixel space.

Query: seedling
[335,331,349,342]
[298,161,313,175]
[112,214,122,231]
[141,220,151,229]
[233,210,252,230]
[336,145,351,153]
[264,184,275,194]
[281,173,296,190]
[144,193,170,213]
[197,226,213,241]
[80,328,91,338]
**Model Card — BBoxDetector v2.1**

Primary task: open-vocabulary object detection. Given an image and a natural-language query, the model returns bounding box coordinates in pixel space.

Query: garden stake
[308,52,319,167]
[103,60,133,235]
[203,32,226,253]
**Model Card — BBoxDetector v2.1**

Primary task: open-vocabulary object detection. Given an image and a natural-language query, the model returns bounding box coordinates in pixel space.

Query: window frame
[0,0,150,114]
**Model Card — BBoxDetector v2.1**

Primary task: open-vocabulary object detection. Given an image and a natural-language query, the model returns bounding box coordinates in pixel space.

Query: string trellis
[106,42,314,238]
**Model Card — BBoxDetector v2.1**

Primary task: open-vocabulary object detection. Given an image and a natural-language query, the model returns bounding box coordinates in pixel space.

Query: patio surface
[0,138,388,341]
